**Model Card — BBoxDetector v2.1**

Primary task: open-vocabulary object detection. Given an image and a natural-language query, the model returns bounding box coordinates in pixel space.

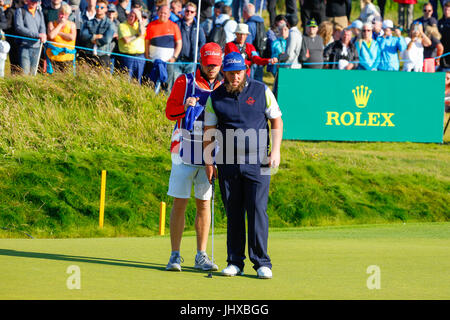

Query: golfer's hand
[268,150,280,168]
[184,97,199,111]
[205,164,217,184]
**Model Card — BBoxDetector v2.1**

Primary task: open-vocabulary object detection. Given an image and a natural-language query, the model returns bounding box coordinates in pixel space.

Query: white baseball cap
[382,19,394,30]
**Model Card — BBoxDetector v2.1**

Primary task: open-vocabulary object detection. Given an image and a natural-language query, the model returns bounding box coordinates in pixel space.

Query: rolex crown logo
[352,85,372,109]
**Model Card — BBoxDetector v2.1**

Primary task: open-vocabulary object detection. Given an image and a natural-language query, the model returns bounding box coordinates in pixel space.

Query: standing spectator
[175,1,206,78]
[116,0,130,23]
[326,0,349,29]
[300,0,326,31]
[267,0,297,27]
[14,0,47,75]
[377,0,387,18]
[144,4,182,90]
[318,20,334,47]
[323,27,358,69]
[301,18,324,69]
[106,3,120,73]
[394,0,416,32]
[332,23,343,41]
[4,0,24,74]
[355,22,380,70]
[270,23,289,75]
[278,13,304,69]
[118,9,146,83]
[170,0,183,22]
[46,3,76,73]
[413,2,438,30]
[372,16,384,40]
[430,0,447,20]
[401,22,432,71]
[210,4,237,46]
[191,0,214,37]
[80,0,115,69]
[437,1,450,70]
[349,19,362,43]
[358,0,380,24]
[43,0,63,26]
[0,7,9,77]
[81,0,96,23]
[224,23,277,78]
[265,14,287,73]
[243,3,265,81]
[423,25,444,69]
[377,19,406,71]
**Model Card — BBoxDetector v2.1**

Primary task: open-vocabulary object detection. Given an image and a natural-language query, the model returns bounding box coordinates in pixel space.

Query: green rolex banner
[277,69,445,143]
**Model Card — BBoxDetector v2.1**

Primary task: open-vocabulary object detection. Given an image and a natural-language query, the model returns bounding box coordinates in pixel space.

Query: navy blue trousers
[217,163,272,271]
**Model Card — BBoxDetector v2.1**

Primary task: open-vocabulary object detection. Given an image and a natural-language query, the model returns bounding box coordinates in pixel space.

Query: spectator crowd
[0,0,448,91]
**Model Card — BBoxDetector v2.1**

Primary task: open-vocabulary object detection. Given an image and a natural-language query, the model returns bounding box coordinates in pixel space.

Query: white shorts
[167,162,212,200]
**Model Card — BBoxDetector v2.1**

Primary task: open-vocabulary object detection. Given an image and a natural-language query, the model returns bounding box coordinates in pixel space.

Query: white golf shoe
[221,264,243,277]
[256,266,272,279]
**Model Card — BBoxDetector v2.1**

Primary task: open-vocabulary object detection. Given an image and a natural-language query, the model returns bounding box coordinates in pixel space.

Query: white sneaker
[257,266,272,279]
[221,264,243,277]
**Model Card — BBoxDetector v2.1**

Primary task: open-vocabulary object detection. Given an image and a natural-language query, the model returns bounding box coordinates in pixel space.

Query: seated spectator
[394,0,416,32]
[144,4,182,91]
[14,0,47,75]
[318,20,334,47]
[118,8,146,83]
[175,2,206,77]
[413,2,438,30]
[358,0,380,24]
[224,23,277,78]
[301,19,324,69]
[323,27,358,69]
[437,1,449,70]
[377,19,406,71]
[401,22,432,71]
[46,3,77,73]
[355,22,380,70]
[80,0,115,69]
[349,19,362,43]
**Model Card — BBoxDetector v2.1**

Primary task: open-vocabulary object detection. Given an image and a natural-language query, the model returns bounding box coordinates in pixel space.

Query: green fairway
[0,222,449,300]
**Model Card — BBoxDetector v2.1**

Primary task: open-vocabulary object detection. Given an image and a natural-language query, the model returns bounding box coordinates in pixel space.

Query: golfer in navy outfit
[203,52,283,279]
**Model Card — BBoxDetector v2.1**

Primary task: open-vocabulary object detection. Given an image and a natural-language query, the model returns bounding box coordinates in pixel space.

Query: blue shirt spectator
[356,22,381,70]
[377,21,406,71]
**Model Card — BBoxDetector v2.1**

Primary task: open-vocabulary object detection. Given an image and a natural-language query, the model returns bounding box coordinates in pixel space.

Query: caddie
[203,52,283,279]
[164,42,223,272]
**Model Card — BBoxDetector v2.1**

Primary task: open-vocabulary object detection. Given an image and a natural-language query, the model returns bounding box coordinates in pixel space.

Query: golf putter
[207,177,215,278]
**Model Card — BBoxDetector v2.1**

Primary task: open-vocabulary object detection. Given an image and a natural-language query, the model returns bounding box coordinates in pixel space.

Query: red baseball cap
[200,43,223,66]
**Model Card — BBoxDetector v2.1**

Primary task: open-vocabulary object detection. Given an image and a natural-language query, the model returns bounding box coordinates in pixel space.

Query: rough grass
[0,67,449,238]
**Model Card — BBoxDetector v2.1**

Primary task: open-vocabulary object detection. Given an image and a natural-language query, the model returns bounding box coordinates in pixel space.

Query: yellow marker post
[99,170,107,228]
[159,202,166,235]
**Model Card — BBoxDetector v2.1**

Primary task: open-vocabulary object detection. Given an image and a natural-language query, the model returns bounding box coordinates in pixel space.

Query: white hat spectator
[382,19,394,30]
[234,23,250,35]
[350,20,363,30]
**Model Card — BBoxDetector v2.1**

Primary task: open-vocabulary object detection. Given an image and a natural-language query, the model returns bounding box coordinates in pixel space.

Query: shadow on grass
[0,249,208,275]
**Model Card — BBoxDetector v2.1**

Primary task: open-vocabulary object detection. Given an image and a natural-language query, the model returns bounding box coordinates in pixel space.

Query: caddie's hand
[205,164,217,184]
[268,150,280,169]
[184,97,200,111]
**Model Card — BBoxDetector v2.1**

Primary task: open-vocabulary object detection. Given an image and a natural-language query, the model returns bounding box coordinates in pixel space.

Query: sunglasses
[362,29,372,32]
[96,5,106,9]
[185,10,196,13]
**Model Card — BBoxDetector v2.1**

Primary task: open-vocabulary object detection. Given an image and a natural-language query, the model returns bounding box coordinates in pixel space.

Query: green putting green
[1,222,449,300]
